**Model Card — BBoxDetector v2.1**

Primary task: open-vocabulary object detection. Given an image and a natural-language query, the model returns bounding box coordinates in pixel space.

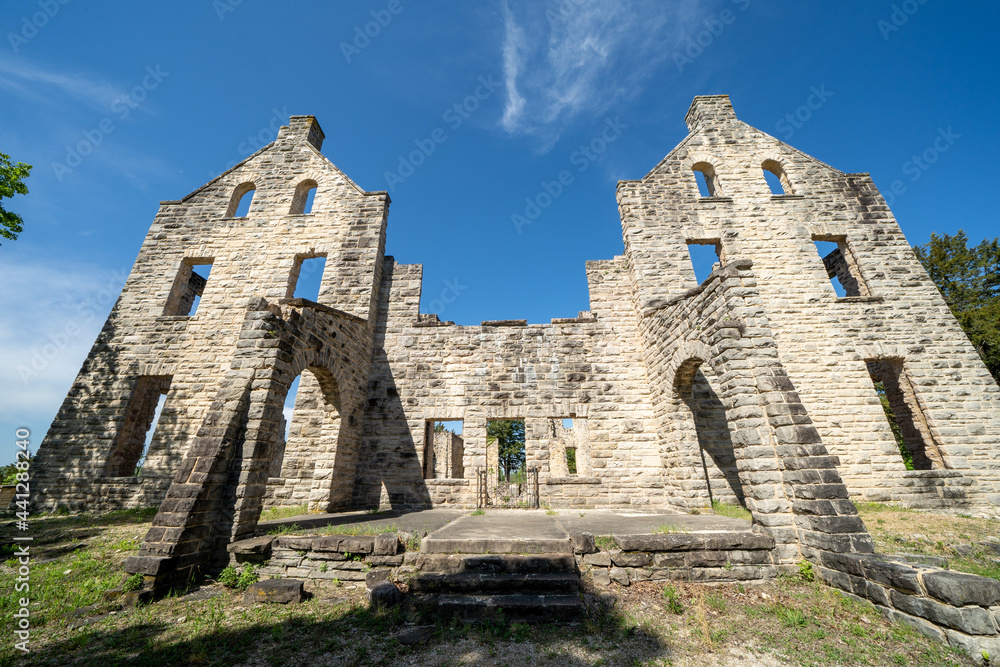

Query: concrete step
[408,553,578,575]
[420,537,572,554]
[410,593,585,622]
[409,572,580,595]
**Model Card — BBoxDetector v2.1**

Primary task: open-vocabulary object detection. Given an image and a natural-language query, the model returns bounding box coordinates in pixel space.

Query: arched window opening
[226,182,256,218]
[289,180,318,215]
[692,162,720,197]
[762,160,792,195]
[266,368,342,509]
[674,361,746,509]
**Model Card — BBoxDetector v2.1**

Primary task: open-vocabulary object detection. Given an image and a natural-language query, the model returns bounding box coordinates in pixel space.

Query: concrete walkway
[259,508,752,554]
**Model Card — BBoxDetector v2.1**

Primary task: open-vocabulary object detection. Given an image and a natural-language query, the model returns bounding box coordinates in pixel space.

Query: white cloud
[0,56,128,110]
[499,0,704,146]
[0,256,128,445]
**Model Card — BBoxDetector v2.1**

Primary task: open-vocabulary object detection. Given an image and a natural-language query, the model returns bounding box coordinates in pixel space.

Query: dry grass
[856,502,1000,580]
[1,506,983,666]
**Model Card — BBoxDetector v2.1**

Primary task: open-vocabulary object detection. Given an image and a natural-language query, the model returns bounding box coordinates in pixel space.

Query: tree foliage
[0,152,32,245]
[487,419,525,481]
[914,230,1000,383]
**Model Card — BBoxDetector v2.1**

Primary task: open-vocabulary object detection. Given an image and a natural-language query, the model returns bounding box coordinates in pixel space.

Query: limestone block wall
[33,116,389,512]
[352,257,661,510]
[618,95,1000,513]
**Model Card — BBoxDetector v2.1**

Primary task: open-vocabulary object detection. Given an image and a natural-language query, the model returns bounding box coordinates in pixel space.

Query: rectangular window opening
[290,255,327,302]
[866,359,941,471]
[487,419,526,483]
[165,260,213,316]
[106,375,172,477]
[424,420,464,479]
[813,237,866,297]
[565,447,577,475]
[687,241,722,285]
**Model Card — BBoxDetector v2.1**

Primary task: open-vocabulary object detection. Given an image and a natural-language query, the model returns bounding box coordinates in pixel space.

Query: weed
[711,500,752,521]
[775,606,807,627]
[121,572,144,592]
[546,509,558,516]
[267,523,302,536]
[661,585,684,614]
[471,509,485,516]
[595,535,617,550]
[654,523,689,534]
[218,564,259,590]
[705,593,727,613]
[797,561,815,582]
[259,503,309,522]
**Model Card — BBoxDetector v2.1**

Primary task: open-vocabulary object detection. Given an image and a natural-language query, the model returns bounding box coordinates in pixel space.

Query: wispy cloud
[0,256,128,446]
[499,0,704,147]
[0,56,128,110]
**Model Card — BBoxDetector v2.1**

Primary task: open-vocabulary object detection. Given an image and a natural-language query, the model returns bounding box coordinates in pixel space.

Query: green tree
[914,230,1000,383]
[0,152,32,245]
[487,420,525,481]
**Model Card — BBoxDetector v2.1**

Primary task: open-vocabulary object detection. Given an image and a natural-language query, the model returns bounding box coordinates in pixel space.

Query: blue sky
[1,0,998,455]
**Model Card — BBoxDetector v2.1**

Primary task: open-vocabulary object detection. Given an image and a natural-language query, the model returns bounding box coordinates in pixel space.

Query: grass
[594,535,617,550]
[855,503,1000,581]
[470,508,485,516]
[711,500,753,521]
[258,503,310,523]
[0,505,989,666]
[654,522,690,534]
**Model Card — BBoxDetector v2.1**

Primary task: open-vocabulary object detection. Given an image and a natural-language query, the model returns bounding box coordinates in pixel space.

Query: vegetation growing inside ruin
[872,380,914,470]
[710,500,752,522]
[914,231,1000,383]
[258,503,310,523]
[856,502,1000,581]
[0,509,975,666]
[487,419,526,482]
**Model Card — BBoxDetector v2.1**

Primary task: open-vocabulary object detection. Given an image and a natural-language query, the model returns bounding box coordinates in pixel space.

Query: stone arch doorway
[265,366,343,510]
[670,352,746,509]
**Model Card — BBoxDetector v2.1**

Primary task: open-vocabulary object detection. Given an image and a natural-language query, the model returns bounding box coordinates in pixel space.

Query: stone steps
[405,552,584,622]
[411,593,585,622]
[409,572,580,594]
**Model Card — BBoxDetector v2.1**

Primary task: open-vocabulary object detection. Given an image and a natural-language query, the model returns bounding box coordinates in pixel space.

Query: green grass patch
[259,503,309,522]
[711,500,752,521]
[654,522,689,534]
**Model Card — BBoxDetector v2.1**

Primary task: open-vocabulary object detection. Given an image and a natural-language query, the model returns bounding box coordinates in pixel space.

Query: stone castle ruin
[30,98,1000,640]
